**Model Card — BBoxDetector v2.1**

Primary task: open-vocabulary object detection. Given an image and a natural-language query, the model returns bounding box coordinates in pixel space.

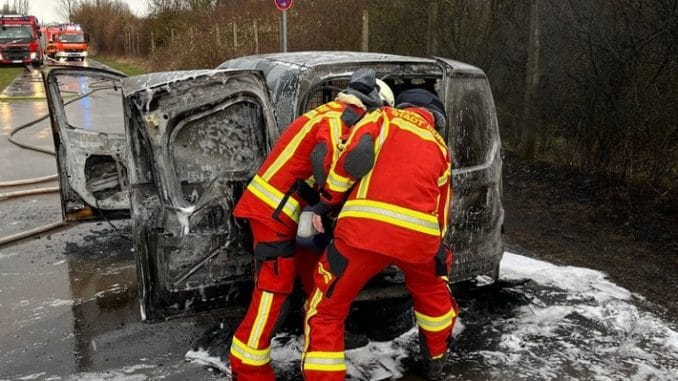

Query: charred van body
[43,52,503,321]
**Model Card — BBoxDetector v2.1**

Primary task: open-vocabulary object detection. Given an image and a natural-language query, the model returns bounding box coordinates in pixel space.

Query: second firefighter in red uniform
[303,88,459,381]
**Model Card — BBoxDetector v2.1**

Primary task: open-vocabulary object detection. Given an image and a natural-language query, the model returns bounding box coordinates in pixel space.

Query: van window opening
[302,76,443,113]
[59,34,85,43]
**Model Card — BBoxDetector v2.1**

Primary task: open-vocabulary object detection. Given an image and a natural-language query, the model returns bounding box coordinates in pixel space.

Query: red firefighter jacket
[319,106,452,263]
[234,100,364,235]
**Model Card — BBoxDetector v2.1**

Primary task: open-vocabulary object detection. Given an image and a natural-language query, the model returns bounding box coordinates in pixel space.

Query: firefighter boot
[421,353,447,381]
[417,330,448,381]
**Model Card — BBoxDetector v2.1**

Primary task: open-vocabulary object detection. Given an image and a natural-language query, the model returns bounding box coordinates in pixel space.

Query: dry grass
[91,56,148,76]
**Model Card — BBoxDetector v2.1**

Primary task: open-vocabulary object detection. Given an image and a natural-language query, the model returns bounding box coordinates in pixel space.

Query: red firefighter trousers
[229,219,320,381]
[302,236,458,381]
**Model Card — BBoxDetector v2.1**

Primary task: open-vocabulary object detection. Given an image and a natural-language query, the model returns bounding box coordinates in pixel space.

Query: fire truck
[0,14,44,66]
[43,24,88,62]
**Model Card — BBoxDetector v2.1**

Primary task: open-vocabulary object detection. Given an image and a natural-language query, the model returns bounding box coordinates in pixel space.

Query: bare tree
[147,0,189,13]
[66,0,676,194]
[520,0,541,159]
[56,0,79,22]
[13,0,28,13]
[0,0,28,15]
[72,0,137,56]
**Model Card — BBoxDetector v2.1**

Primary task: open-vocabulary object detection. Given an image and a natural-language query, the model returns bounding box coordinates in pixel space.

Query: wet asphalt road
[1,63,676,381]
[0,66,59,239]
[0,62,226,380]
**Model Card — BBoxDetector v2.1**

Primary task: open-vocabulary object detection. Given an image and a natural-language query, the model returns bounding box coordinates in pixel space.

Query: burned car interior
[122,70,278,319]
[43,52,504,322]
[45,69,130,221]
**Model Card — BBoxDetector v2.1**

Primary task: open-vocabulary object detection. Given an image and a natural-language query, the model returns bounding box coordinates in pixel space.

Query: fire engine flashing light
[62,24,82,32]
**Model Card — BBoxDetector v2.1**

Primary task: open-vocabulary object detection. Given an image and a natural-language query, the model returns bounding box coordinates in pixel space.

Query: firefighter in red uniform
[229,68,394,381]
[302,88,458,381]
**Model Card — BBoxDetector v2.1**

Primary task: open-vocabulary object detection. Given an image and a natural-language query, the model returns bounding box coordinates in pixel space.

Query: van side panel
[445,76,504,281]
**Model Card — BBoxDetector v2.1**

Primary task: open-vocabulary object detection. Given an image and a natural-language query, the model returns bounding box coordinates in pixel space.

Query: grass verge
[91,56,147,76]
[0,67,25,94]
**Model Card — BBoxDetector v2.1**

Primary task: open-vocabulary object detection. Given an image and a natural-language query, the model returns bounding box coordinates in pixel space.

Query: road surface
[0,63,676,381]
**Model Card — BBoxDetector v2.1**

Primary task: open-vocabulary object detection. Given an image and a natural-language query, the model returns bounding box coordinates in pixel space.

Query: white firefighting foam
[182,253,677,380]
[22,253,674,381]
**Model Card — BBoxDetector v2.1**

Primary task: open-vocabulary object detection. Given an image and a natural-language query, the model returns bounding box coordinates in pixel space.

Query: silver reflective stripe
[303,351,346,372]
[326,172,352,191]
[249,176,300,220]
[230,337,270,365]
[304,357,345,365]
[341,204,439,232]
[414,310,455,332]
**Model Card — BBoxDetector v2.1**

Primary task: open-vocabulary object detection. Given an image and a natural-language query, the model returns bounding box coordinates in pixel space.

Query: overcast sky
[26,0,149,24]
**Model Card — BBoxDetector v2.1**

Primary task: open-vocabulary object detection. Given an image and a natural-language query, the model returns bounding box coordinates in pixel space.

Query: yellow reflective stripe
[305,175,316,188]
[262,112,342,180]
[303,351,346,372]
[391,117,448,157]
[304,109,319,120]
[317,262,333,285]
[301,291,347,372]
[339,199,440,236]
[230,337,271,366]
[303,288,324,353]
[326,170,353,192]
[325,115,353,192]
[247,175,301,222]
[415,309,456,332]
[356,117,390,198]
[437,169,450,187]
[329,118,343,162]
[343,110,381,146]
[305,351,345,359]
[441,178,451,236]
[261,118,315,181]
[247,291,273,348]
[327,110,380,194]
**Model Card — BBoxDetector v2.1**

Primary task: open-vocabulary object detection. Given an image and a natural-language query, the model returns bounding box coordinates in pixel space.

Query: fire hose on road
[0,84,99,247]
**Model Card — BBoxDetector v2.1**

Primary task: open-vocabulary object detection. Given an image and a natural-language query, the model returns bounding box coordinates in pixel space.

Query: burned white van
[43,52,503,322]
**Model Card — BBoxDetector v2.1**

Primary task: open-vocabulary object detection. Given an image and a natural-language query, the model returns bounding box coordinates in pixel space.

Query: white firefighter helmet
[376,78,395,107]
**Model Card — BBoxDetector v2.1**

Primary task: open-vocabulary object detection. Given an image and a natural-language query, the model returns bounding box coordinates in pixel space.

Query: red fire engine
[0,14,43,66]
[43,23,88,62]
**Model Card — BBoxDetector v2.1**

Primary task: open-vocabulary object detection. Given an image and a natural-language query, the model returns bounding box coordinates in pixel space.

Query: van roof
[220,51,485,77]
